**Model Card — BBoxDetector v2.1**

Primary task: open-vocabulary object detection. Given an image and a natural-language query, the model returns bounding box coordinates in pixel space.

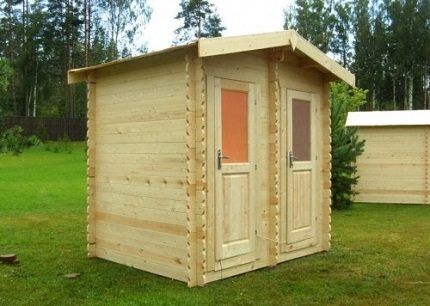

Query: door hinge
[254,99,257,105]
[255,164,258,170]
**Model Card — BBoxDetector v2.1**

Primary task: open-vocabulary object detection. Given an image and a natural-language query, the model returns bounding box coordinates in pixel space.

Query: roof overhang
[67,43,196,84]
[68,30,355,86]
[346,110,430,127]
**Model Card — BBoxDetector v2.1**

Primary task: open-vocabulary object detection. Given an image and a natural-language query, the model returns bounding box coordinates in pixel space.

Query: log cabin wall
[354,126,430,205]
[89,50,190,281]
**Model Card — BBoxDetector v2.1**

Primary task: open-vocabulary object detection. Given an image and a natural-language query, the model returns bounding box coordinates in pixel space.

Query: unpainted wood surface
[214,78,257,266]
[87,71,97,257]
[280,89,319,253]
[204,52,270,282]
[92,54,189,281]
[354,126,429,204]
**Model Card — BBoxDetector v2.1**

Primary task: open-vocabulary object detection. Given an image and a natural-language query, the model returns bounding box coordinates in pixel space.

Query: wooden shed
[346,110,430,205]
[68,30,355,286]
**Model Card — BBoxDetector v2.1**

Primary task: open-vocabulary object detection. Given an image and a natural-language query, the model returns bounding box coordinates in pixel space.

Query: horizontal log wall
[92,51,189,281]
[354,126,430,204]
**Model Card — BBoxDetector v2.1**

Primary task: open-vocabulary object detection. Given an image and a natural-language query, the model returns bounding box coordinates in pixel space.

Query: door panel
[222,173,249,243]
[215,78,256,264]
[281,89,319,252]
[291,170,313,238]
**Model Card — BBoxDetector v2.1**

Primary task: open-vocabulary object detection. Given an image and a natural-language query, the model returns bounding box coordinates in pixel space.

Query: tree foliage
[174,0,225,45]
[0,0,152,118]
[284,0,334,53]
[284,0,430,110]
[0,58,11,94]
[330,82,366,209]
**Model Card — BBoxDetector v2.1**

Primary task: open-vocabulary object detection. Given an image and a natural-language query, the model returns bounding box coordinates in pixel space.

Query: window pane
[292,99,311,161]
[222,89,248,163]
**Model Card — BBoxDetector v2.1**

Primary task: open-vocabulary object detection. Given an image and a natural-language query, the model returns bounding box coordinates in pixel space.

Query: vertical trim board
[321,82,332,250]
[87,70,97,258]
[185,52,197,287]
[194,58,207,286]
[268,56,280,265]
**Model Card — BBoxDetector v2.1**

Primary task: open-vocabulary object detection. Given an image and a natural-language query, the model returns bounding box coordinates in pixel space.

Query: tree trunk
[88,0,92,64]
[114,6,121,58]
[408,74,413,110]
[22,0,29,116]
[6,0,17,115]
[423,75,427,110]
[403,76,407,110]
[392,77,396,110]
[372,89,376,110]
[25,87,31,117]
[84,0,89,66]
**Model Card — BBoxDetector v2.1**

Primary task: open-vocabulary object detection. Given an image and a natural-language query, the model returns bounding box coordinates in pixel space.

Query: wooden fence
[2,116,87,141]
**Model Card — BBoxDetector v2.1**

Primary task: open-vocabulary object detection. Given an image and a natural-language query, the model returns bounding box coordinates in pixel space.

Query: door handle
[217,149,222,170]
[288,151,297,168]
[217,149,229,170]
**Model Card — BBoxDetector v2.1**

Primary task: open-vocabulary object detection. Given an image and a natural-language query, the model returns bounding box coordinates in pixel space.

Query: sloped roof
[346,110,430,127]
[68,30,354,86]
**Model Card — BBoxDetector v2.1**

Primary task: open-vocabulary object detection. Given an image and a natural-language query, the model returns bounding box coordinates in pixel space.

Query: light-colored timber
[68,30,354,286]
[346,111,430,205]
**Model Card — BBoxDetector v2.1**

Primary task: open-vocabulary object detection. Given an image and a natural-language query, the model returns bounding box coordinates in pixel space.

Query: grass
[0,143,429,305]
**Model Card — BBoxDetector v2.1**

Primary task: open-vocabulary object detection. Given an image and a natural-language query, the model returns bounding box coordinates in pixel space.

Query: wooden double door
[211,79,320,269]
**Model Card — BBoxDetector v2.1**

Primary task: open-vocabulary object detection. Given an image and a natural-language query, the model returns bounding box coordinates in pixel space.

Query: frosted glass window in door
[221,89,248,163]
[292,99,311,161]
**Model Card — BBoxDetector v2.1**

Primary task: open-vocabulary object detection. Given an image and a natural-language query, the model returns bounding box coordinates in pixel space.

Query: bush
[0,125,27,155]
[330,82,366,209]
[26,135,42,147]
[0,125,42,155]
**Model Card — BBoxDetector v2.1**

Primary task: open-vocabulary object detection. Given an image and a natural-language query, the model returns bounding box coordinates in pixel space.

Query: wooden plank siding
[354,126,430,205]
[92,52,189,281]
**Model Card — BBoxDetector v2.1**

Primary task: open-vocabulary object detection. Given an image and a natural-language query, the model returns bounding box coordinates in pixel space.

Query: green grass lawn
[0,143,429,305]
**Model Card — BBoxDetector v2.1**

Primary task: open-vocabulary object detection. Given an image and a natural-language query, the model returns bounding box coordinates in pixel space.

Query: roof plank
[198,31,292,57]
[346,110,430,127]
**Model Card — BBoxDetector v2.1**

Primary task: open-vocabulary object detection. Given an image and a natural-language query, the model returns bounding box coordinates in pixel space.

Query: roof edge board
[198,30,293,58]
[67,43,196,84]
[289,32,355,87]
[68,70,87,84]
[198,30,355,87]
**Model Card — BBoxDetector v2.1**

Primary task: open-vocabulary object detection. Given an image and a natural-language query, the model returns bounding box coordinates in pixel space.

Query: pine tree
[173,0,225,45]
[331,1,353,67]
[284,0,334,53]
[330,82,366,209]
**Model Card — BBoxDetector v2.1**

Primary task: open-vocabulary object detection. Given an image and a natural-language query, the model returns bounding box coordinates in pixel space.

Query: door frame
[280,88,320,252]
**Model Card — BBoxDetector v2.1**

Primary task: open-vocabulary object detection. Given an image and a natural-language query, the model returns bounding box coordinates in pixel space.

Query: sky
[144,0,294,52]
